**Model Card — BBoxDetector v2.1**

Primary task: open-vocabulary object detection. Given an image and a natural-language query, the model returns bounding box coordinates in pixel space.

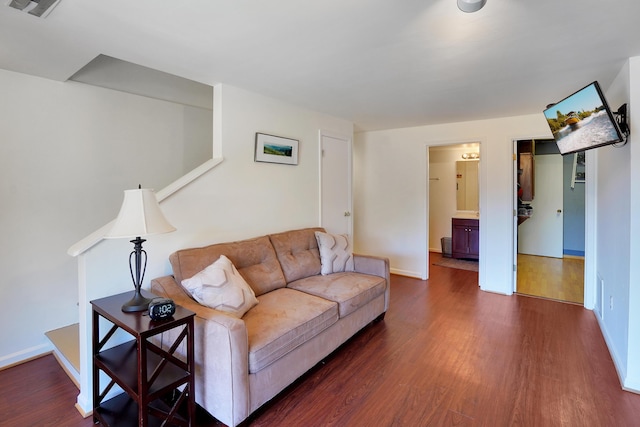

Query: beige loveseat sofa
[150,227,390,426]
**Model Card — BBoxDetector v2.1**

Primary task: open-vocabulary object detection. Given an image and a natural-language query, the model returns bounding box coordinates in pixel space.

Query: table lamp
[104,186,176,312]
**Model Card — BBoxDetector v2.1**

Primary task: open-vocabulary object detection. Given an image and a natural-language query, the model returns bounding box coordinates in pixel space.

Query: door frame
[512,139,596,309]
[426,140,483,284]
[518,152,564,258]
[319,129,353,237]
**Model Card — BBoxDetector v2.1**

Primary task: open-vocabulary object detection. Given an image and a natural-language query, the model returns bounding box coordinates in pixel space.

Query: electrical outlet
[610,295,614,310]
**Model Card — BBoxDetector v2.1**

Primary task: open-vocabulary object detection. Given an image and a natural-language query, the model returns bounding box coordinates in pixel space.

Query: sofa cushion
[181,255,259,318]
[169,235,287,297]
[269,227,324,283]
[315,231,355,275]
[243,288,338,373]
[287,272,386,318]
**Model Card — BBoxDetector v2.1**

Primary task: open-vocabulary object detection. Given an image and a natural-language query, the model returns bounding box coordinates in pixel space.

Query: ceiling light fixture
[457,0,486,13]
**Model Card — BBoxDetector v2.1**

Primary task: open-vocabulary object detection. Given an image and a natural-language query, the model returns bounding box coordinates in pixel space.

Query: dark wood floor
[3,255,640,426]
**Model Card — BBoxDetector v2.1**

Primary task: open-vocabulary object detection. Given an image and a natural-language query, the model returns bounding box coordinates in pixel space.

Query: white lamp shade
[458,0,486,13]
[104,188,176,238]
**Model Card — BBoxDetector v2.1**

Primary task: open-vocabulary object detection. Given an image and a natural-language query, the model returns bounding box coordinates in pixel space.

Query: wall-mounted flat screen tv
[543,81,624,155]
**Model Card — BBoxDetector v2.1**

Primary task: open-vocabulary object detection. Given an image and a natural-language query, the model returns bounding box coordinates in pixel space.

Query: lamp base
[121,292,153,312]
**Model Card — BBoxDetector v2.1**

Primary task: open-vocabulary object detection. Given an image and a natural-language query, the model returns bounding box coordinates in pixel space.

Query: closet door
[320,131,352,237]
[518,154,563,258]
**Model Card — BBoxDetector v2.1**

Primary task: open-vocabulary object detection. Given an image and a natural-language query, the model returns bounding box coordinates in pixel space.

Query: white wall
[0,68,212,367]
[73,84,354,413]
[595,62,631,383]
[627,57,640,392]
[183,105,215,172]
[595,58,640,392]
[354,115,549,290]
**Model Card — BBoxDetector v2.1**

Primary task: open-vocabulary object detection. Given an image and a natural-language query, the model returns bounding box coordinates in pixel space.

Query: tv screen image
[543,81,623,155]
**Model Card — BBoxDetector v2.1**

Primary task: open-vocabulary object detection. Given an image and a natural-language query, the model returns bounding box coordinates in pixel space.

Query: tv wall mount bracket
[613,103,630,146]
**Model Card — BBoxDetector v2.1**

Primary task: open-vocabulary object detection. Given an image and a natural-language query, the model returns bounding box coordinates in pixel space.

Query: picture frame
[571,151,585,188]
[254,133,299,165]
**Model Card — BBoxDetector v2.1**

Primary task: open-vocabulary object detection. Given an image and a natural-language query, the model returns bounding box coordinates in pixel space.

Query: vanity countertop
[453,212,479,220]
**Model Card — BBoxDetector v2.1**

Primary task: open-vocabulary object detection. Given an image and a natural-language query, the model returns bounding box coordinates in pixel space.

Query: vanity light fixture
[462,152,480,160]
[457,0,486,13]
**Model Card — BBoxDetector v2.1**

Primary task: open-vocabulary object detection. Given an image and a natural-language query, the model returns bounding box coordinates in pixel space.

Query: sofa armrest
[353,254,390,312]
[353,254,389,279]
[151,276,251,426]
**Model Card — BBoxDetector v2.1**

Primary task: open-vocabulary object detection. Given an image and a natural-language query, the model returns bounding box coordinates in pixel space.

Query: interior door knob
[344,211,351,217]
[557,209,562,213]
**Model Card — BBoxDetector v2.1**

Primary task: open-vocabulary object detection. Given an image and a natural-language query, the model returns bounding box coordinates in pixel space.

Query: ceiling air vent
[8,0,60,18]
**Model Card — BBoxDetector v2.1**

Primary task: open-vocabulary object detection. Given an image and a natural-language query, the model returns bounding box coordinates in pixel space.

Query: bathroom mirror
[456,160,479,211]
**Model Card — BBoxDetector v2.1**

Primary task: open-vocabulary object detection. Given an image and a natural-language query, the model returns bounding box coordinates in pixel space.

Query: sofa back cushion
[169,235,287,297]
[269,227,324,283]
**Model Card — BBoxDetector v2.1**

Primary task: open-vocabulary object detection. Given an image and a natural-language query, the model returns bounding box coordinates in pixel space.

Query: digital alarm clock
[148,298,176,321]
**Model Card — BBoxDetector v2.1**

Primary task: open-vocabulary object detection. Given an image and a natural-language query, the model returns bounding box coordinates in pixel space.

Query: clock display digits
[149,298,176,320]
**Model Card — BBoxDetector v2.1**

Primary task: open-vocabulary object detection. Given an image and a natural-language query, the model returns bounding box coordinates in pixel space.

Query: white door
[320,131,352,236]
[518,154,563,258]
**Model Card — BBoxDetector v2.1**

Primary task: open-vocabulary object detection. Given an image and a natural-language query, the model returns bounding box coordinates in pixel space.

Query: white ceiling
[2,0,640,131]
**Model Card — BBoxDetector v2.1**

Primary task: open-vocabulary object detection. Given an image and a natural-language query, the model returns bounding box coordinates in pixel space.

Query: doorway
[514,139,585,304]
[319,130,352,236]
[428,142,480,282]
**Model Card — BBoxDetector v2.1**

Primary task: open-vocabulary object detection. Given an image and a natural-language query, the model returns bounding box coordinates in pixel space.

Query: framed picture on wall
[571,151,585,188]
[254,133,299,165]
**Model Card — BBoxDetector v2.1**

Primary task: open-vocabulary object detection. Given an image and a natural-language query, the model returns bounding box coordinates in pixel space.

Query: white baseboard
[51,347,80,388]
[76,391,93,418]
[0,342,53,370]
[598,317,640,394]
[623,378,640,394]
[76,382,122,417]
[390,267,425,280]
[595,310,629,391]
[74,403,92,418]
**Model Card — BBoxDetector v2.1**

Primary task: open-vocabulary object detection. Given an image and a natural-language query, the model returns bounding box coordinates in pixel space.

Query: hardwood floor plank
[517,254,584,304]
[2,256,639,426]
[0,353,90,427]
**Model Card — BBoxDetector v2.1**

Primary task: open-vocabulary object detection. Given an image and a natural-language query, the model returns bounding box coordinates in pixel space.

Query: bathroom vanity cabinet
[452,218,479,260]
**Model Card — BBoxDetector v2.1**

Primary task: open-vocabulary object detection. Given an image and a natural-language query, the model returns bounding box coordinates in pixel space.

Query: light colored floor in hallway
[517,254,584,304]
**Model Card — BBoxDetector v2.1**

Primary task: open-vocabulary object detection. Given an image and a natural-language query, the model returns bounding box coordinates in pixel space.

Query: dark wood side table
[91,290,195,427]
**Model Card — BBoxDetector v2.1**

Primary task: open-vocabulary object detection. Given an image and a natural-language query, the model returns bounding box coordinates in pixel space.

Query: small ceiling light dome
[457,0,486,13]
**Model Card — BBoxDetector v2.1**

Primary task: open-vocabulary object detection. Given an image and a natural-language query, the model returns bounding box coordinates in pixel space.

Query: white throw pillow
[315,231,355,275]
[181,255,258,318]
